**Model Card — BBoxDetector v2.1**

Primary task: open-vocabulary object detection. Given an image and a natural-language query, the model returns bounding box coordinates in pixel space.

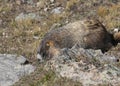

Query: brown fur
[37,18,117,60]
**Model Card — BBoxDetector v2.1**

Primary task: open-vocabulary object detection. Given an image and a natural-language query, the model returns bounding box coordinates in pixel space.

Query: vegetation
[97,3,120,29]
[13,62,82,86]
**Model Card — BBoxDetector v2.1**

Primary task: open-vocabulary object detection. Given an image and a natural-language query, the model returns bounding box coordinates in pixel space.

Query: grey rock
[16,55,27,64]
[15,13,41,22]
[50,23,61,30]
[51,7,64,14]
[0,54,35,86]
[23,0,35,5]
[36,0,45,8]
[50,0,55,3]
[45,46,120,86]
[27,0,34,5]
[15,13,35,21]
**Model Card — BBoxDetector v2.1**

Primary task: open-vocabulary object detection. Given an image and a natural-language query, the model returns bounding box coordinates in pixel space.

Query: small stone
[51,7,64,14]
[15,13,37,22]
[44,8,49,12]
[50,0,55,3]
[16,56,27,64]
[27,0,34,5]
[16,0,22,5]
[36,0,45,8]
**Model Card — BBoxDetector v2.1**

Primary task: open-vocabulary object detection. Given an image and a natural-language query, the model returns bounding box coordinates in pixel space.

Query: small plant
[97,6,109,17]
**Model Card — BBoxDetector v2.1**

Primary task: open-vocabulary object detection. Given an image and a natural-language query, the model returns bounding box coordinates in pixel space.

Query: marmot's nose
[37,54,44,63]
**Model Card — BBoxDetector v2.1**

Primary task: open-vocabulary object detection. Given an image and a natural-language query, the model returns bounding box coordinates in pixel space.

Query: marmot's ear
[46,41,54,47]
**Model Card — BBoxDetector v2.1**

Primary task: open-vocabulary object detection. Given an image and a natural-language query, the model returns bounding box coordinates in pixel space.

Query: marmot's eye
[46,41,54,47]
[46,43,50,50]
[46,42,50,47]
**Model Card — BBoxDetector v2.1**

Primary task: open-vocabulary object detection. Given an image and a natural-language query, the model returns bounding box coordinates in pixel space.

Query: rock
[0,54,35,86]
[36,0,45,8]
[51,7,64,14]
[16,56,27,64]
[15,13,35,22]
[15,13,41,23]
[16,0,22,5]
[50,0,55,3]
[44,8,49,12]
[45,46,120,86]
[50,23,61,30]
[15,0,35,5]
[26,0,34,5]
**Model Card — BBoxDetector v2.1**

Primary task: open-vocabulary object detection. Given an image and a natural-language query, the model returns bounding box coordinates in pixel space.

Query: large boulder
[0,54,35,86]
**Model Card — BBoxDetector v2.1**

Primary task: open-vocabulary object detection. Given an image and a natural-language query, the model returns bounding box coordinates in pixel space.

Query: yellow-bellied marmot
[37,18,117,61]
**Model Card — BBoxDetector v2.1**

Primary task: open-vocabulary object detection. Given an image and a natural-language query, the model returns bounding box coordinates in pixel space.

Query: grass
[66,0,79,10]
[14,63,82,86]
[97,3,120,29]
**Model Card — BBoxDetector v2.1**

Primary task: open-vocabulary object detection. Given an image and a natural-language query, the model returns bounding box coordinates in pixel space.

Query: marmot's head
[37,40,60,62]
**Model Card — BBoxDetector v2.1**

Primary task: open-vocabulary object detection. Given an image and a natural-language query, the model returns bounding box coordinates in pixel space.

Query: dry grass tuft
[66,0,79,10]
[97,3,120,29]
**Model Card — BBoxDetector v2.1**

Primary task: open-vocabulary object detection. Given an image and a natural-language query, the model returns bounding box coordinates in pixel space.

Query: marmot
[37,18,117,61]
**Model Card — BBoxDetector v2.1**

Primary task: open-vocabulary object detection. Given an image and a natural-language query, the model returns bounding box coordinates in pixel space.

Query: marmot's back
[37,19,117,61]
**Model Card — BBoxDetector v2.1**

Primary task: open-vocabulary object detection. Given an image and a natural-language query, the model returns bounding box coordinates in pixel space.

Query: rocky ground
[0,0,120,86]
[45,44,120,86]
